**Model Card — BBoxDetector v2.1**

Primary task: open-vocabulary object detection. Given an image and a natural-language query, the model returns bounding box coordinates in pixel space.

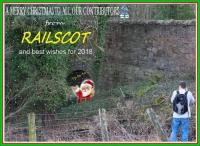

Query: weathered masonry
[100,20,195,88]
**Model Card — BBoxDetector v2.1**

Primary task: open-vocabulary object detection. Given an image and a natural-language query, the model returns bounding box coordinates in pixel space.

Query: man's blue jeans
[169,118,189,142]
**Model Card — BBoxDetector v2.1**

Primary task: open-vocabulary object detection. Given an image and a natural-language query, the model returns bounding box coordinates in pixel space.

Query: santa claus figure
[71,79,95,103]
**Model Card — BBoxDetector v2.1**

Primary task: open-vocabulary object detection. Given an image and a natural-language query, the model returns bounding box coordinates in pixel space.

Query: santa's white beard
[82,91,90,97]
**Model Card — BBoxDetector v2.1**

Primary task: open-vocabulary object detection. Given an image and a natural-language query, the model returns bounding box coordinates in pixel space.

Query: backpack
[173,91,188,114]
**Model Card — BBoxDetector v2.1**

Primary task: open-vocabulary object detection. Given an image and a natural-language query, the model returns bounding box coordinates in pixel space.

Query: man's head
[179,81,186,89]
[80,79,95,97]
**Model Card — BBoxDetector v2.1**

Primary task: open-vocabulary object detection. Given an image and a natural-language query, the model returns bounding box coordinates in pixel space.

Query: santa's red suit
[74,79,94,103]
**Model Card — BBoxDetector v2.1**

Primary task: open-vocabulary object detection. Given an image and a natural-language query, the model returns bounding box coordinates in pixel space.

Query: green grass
[57,96,118,119]
[58,78,195,117]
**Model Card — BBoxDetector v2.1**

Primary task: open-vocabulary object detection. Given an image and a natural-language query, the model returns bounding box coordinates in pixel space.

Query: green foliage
[153,5,195,20]
[58,97,117,119]
[28,78,67,113]
[5,15,79,115]
[92,16,109,84]
[148,72,164,85]
[136,84,155,97]
[5,13,110,116]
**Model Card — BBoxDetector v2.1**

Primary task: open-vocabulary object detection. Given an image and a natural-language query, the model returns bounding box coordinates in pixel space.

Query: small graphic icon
[120,5,129,19]
[74,79,95,103]
[67,70,95,103]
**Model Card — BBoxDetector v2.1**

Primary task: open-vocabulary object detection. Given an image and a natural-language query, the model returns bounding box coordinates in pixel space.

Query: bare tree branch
[5,100,30,121]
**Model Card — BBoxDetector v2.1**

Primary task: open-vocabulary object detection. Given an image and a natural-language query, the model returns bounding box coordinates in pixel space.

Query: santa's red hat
[81,79,94,88]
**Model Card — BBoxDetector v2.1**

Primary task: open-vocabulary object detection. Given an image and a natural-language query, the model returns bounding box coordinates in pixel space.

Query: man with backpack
[169,81,195,142]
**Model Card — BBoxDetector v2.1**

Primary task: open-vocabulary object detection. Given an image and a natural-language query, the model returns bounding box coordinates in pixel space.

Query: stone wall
[100,20,196,88]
